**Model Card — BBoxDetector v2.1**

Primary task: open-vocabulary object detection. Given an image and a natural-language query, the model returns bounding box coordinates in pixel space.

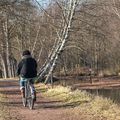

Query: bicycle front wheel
[28,97,34,110]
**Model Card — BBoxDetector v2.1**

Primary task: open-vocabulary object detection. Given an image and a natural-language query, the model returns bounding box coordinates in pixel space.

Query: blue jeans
[19,77,36,93]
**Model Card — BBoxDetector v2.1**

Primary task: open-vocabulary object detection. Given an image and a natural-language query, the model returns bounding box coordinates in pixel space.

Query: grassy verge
[39,85,120,120]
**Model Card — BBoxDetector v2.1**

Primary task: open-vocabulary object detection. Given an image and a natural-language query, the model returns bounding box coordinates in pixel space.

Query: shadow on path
[0,80,88,111]
[0,90,20,95]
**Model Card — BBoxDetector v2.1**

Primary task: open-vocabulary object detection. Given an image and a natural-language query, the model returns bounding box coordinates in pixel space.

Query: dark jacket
[17,55,37,78]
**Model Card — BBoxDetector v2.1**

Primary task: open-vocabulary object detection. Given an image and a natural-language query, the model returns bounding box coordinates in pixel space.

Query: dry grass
[43,85,120,120]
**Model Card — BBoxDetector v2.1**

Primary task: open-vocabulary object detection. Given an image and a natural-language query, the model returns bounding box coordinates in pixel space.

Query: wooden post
[51,72,53,88]
[89,68,93,84]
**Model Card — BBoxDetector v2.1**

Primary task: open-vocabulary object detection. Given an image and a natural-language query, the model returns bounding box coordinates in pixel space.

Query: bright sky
[35,0,50,8]
[37,0,50,5]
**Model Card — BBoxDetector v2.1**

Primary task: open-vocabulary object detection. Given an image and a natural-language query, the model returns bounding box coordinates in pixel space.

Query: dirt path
[0,80,73,120]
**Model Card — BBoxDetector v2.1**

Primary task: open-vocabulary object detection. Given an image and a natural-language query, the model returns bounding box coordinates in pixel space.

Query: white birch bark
[37,0,78,83]
[2,15,12,77]
[0,54,7,78]
[44,0,78,83]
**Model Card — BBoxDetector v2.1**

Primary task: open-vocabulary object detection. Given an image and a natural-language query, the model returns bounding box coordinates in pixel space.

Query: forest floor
[0,77,120,120]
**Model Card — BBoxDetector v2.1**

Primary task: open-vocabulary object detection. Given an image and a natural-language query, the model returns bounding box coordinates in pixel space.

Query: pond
[55,76,120,104]
[86,88,120,104]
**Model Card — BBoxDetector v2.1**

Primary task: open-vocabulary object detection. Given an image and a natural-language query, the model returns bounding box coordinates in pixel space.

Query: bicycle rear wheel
[22,86,27,107]
[22,97,27,107]
[27,82,34,110]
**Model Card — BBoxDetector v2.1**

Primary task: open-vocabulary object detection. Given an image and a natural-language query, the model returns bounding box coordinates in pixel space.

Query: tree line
[0,0,120,81]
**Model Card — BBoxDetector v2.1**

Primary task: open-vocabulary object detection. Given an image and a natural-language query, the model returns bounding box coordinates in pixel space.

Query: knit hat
[22,50,31,56]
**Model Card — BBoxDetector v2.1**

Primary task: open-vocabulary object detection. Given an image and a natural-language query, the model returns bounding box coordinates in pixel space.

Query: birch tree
[36,0,79,83]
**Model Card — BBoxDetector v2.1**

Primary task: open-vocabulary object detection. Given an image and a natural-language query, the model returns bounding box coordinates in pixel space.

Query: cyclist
[17,50,37,101]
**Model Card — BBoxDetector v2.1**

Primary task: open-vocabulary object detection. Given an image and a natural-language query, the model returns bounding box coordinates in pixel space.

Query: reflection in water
[86,89,120,104]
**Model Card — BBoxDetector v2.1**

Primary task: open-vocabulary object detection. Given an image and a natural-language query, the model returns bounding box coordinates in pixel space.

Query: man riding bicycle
[17,50,37,101]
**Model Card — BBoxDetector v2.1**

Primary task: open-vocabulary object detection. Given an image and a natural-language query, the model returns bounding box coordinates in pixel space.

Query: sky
[37,0,50,6]
[35,0,50,8]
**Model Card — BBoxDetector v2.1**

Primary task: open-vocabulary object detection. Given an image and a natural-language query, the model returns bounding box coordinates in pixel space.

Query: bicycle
[22,78,35,110]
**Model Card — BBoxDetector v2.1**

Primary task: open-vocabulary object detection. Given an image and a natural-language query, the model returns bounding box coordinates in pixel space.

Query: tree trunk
[2,15,13,78]
[0,54,7,78]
